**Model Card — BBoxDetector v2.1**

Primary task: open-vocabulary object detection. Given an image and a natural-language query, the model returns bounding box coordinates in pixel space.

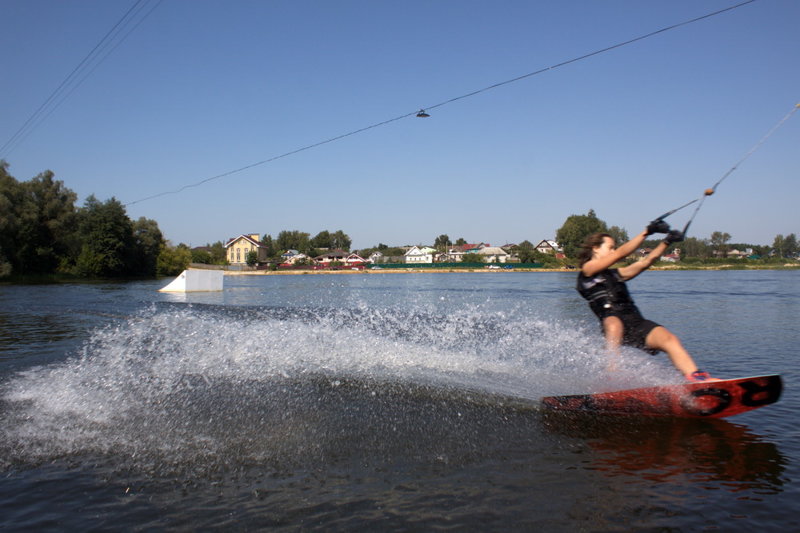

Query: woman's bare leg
[645,326,698,376]
[602,316,624,371]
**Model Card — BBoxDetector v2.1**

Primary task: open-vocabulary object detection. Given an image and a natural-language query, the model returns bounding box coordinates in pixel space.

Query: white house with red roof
[534,240,565,259]
[445,243,488,262]
[345,253,366,266]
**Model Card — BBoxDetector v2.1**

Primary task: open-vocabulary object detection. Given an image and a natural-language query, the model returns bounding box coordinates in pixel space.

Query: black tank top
[576,268,638,319]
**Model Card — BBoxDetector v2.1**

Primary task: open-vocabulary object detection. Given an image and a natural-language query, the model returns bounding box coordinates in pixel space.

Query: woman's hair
[578,232,613,266]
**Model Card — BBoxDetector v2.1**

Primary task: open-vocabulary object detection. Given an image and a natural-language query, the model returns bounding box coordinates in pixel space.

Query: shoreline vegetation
[3,166,797,283]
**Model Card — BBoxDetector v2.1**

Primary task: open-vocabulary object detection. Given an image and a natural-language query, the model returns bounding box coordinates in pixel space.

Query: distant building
[534,240,564,258]
[315,249,348,264]
[662,249,681,263]
[345,253,366,267]
[225,234,269,265]
[281,252,309,265]
[476,246,510,263]
[637,247,681,263]
[445,243,488,262]
[404,246,436,263]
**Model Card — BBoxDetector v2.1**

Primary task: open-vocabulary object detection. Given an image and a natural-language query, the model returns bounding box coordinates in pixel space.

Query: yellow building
[225,234,269,265]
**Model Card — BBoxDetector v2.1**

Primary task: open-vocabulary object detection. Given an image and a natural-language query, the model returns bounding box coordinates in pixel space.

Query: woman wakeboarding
[576,222,718,382]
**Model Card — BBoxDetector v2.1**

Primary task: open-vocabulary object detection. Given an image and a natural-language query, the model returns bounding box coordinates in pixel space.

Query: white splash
[0,303,677,466]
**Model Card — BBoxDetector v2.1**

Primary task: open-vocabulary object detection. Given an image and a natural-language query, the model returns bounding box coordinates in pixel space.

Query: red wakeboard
[541,374,782,418]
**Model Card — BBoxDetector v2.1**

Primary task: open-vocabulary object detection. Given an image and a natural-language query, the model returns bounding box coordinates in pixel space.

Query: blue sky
[2,0,798,249]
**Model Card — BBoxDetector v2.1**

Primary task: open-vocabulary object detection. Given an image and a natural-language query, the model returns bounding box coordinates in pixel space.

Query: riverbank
[3,262,796,284]
[223,263,800,275]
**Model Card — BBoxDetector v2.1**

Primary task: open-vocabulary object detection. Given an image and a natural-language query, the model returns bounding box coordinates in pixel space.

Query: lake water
[1,270,798,531]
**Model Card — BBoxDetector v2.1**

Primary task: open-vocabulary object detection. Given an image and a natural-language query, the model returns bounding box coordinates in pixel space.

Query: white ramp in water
[158,269,224,292]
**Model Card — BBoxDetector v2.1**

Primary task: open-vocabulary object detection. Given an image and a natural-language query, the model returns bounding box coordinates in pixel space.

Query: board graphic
[541,374,782,418]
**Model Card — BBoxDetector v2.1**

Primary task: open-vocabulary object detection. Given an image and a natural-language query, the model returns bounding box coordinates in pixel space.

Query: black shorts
[606,311,662,354]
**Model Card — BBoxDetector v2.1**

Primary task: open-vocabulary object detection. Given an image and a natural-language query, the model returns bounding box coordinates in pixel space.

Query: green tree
[532,249,561,267]
[157,242,191,276]
[0,165,79,275]
[463,252,484,264]
[710,231,732,258]
[0,248,10,277]
[607,225,629,246]
[308,229,351,251]
[358,243,396,261]
[434,234,451,251]
[209,241,228,264]
[516,240,536,263]
[772,233,798,258]
[680,236,711,258]
[191,241,227,264]
[383,247,407,257]
[311,230,332,249]
[73,195,136,277]
[0,163,24,275]
[455,237,467,246]
[555,209,608,259]
[783,233,798,258]
[751,244,771,258]
[24,171,79,273]
[276,230,311,254]
[246,250,258,267]
[131,217,163,276]
[772,234,784,257]
[331,230,351,251]
[191,248,213,264]
[259,235,276,258]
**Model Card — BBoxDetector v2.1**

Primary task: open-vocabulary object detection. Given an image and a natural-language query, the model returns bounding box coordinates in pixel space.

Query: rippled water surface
[1,270,798,531]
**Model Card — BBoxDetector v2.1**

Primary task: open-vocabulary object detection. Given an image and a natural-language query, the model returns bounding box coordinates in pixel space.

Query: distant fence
[369,262,544,269]
[195,261,546,272]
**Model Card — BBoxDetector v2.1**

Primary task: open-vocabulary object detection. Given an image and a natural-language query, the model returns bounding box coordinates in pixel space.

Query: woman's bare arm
[581,230,649,277]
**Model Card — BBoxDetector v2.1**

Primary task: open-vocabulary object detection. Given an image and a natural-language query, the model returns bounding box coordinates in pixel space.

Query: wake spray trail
[0,303,677,469]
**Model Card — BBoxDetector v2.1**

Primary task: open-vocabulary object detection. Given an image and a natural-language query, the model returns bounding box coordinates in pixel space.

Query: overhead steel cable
[125,111,420,205]
[118,0,756,206]
[0,0,161,158]
[424,0,758,113]
[26,0,165,149]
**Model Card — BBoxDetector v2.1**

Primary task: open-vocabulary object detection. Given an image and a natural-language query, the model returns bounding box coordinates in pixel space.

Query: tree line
[0,162,170,278]
[2,163,795,279]
[258,230,353,258]
[0,163,365,277]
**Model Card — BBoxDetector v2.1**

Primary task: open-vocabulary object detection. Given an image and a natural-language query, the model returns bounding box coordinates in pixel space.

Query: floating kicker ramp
[158,269,224,292]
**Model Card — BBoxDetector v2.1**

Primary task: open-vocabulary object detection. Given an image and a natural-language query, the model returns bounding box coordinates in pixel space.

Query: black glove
[646,219,670,235]
[664,229,684,244]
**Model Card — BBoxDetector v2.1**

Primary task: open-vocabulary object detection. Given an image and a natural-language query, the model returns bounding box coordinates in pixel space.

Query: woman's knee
[648,326,680,349]
[603,317,623,337]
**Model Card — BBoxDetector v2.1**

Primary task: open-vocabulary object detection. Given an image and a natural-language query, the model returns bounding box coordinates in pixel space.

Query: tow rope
[654,102,799,236]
